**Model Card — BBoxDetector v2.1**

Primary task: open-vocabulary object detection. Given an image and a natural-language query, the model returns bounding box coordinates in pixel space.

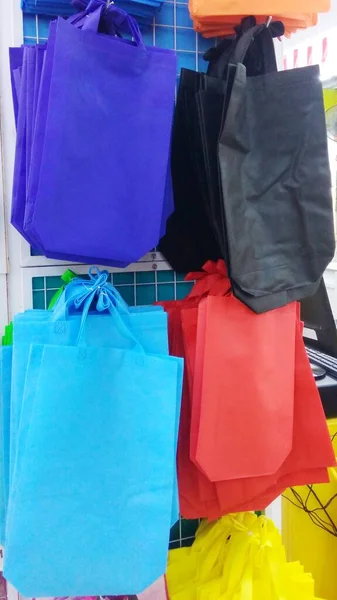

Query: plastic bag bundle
[10,3,176,266]
[166,512,326,599]
[2,267,183,597]
[158,260,336,521]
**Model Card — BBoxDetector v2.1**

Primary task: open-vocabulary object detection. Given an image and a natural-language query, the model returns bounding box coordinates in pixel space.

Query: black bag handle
[232,22,281,72]
[205,18,284,79]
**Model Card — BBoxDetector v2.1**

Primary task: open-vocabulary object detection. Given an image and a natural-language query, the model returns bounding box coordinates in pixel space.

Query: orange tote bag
[189,0,330,19]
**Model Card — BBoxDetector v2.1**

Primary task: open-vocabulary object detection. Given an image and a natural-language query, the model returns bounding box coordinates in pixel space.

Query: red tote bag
[158,295,221,518]
[214,317,335,513]
[192,295,297,482]
[181,307,221,515]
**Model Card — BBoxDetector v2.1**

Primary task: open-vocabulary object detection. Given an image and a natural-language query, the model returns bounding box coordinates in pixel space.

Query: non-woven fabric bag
[25,46,36,191]
[188,0,330,17]
[10,10,174,266]
[212,318,335,513]
[21,0,76,16]
[158,261,230,520]
[5,277,183,596]
[192,13,319,38]
[0,348,12,544]
[158,66,222,273]
[23,10,176,265]
[196,23,281,265]
[157,262,336,520]
[219,59,335,312]
[11,46,29,237]
[158,23,280,273]
[9,47,24,127]
[9,275,180,528]
[9,37,138,264]
[9,274,169,480]
[191,295,298,482]
[5,345,181,596]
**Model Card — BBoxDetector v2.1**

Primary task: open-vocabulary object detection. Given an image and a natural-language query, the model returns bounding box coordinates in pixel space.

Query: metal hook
[265,16,272,28]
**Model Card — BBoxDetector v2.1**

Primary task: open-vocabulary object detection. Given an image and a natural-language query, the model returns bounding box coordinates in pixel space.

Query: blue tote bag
[5,281,183,596]
[10,271,180,526]
[21,0,75,15]
[24,8,176,265]
[10,272,169,479]
[0,348,12,544]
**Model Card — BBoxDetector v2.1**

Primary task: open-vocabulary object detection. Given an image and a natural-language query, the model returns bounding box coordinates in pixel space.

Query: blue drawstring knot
[64,266,129,316]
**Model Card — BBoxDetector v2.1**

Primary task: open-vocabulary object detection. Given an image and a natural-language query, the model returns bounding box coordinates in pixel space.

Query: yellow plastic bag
[167,513,325,600]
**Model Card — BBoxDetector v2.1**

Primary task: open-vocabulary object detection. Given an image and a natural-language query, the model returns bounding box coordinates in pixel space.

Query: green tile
[46,289,57,307]
[113,272,134,285]
[181,518,199,539]
[32,277,45,291]
[46,276,63,290]
[176,282,193,300]
[157,283,175,302]
[157,270,174,283]
[116,285,135,306]
[136,271,155,284]
[33,291,46,310]
[176,272,188,282]
[136,285,156,306]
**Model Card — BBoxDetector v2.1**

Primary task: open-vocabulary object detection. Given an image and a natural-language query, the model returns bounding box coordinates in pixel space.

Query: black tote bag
[158,69,222,273]
[219,58,335,313]
[159,22,282,272]
[195,22,281,265]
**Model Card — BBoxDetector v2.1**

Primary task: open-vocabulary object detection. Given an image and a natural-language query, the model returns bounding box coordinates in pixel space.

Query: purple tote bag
[24,9,176,265]
[11,47,29,238]
[9,47,24,127]
[8,13,173,265]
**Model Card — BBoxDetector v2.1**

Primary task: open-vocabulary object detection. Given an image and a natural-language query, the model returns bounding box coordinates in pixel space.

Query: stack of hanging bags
[158,260,336,521]
[0,268,183,597]
[10,3,176,266]
[167,513,326,599]
[188,0,330,37]
[159,20,335,314]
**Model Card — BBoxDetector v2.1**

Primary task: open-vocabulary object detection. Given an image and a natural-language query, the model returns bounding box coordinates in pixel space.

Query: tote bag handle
[53,267,145,351]
[104,4,145,48]
[53,267,129,317]
[70,1,145,48]
[232,22,280,72]
[205,18,283,79]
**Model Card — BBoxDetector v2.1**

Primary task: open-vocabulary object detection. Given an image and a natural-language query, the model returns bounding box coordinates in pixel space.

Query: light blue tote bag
[5,276,183,595]
[0,348,12,544]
